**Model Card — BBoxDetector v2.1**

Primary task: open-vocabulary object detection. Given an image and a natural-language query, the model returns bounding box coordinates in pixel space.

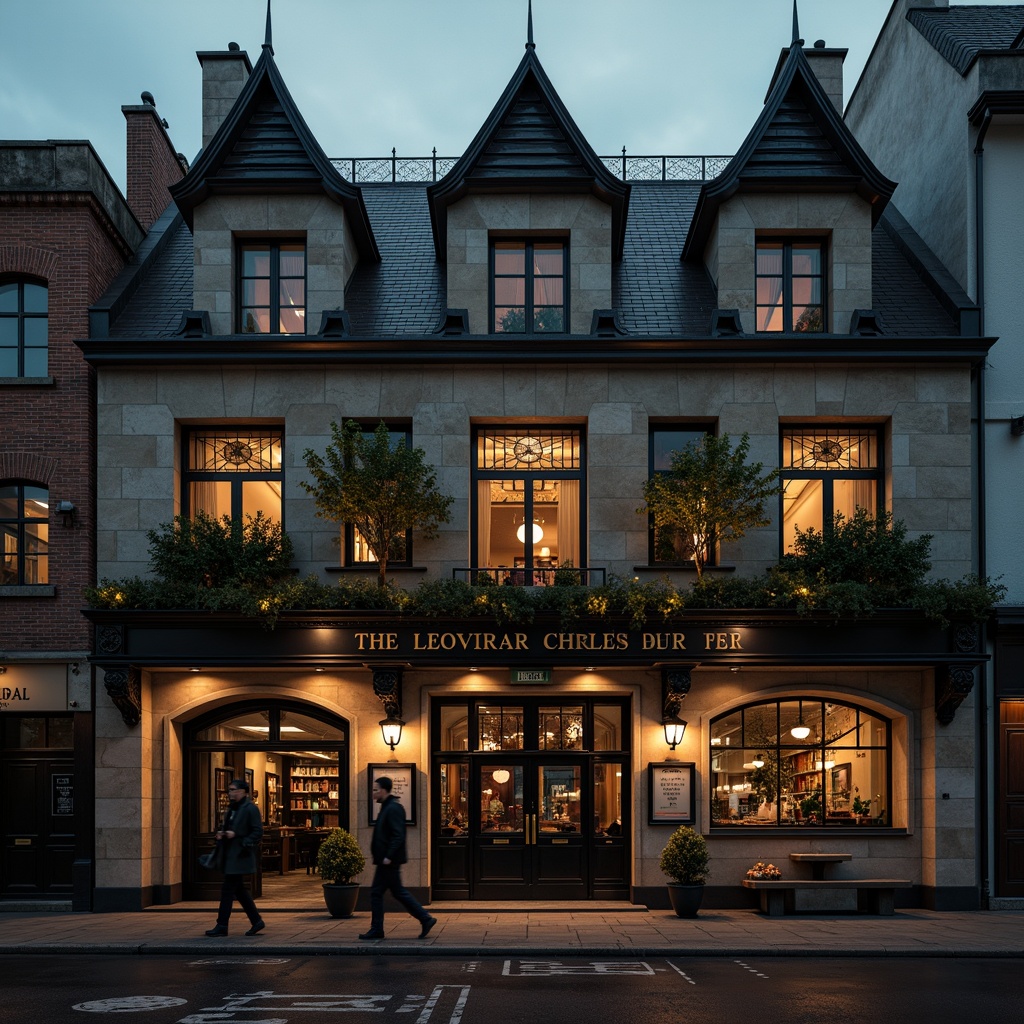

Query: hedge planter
[667,882,705,918]
[322,882,360,919]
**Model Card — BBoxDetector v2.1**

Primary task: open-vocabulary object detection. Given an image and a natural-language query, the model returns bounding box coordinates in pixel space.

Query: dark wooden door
[0,756,74,898]
[997,701,1024,897]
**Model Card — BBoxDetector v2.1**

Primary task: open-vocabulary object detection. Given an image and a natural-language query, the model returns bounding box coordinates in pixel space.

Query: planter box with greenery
[659,825,709,917]
[316,827,366,919]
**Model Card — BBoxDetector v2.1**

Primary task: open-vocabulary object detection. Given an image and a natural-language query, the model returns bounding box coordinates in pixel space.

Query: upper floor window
[781,426,882,553]
[238,243,306,334]
[0,483,48,585]
[710,697,891,828]
[0,279,48,377]
[756,241,824,332]
[492,241,567,334]
[473,427,583,583]
[647,425,714,565]
[345,423,413,568]
[184,428,283,526]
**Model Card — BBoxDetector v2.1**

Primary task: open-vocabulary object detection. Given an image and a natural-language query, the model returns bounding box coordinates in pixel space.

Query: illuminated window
[183,427,283,526]
[710,698,892,829]
[492,241,567,334]
[238,243,306,334]
[0,483,48,585]
[0,279,48,377]
[473,427,584,583]
[780,427,882,552]
[756,241,824,332]
[647,425,715,565]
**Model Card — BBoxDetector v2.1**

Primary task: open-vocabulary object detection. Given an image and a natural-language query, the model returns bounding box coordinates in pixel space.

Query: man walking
[205,778,265,937]
[359,776,437,940]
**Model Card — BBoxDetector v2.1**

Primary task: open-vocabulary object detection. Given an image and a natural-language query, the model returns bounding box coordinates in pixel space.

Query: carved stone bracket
[102,666,141,727]
[953,623,980,655]
[96,624,124,656]
[372,668,403,720]
[662,666,693,721]
[935,663,976,725]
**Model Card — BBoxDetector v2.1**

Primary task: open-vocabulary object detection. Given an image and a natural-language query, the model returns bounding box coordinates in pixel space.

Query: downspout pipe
[973,106,992,907]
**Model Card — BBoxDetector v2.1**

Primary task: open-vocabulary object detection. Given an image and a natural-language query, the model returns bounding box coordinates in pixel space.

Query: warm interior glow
[492,769,511,784]
[516,521,544,544]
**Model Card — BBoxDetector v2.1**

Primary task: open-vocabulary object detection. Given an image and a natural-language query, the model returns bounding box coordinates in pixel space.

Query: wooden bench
[742,878,912,916]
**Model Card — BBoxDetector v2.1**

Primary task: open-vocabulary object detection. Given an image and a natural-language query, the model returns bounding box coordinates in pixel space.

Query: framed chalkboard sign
[367,764,416,825]
[648,762,695,825]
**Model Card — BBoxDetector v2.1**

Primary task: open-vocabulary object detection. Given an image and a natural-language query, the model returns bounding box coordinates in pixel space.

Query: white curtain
[557,480,580,567]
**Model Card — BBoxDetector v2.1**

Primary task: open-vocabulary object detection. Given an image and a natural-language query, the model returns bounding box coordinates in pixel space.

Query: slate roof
[908,5,1024,75]
[105,180,962,341]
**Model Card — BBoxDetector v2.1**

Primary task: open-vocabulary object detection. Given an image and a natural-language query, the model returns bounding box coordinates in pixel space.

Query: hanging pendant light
[752,753,765,768]
[791,700,811,740]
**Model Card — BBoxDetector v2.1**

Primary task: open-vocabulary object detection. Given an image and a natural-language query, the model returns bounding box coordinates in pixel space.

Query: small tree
[638,432,781,577]
[302,420,454,588]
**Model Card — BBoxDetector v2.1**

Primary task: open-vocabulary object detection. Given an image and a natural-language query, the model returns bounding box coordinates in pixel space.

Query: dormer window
[238,242,306,334]
[755,240,824,332]
[492,241,567,334]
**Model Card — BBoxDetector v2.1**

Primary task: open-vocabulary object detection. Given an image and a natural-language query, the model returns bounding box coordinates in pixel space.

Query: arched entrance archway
[184,700,349,901]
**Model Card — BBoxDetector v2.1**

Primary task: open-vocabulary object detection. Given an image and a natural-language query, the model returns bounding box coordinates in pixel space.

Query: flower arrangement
[745,861,782,880]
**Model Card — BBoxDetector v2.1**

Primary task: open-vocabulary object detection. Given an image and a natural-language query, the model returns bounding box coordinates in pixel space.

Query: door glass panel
[439,707,469,750]
[477,706,523,751]
[440,763,468,833]
[539,765,581,833]
[593,706,623,750]
[538,706,584,750]
[479,764,523,832]
[593,763,622,834]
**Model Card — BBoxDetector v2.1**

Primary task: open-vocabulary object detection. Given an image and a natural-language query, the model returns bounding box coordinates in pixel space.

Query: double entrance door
[433,752,629,901]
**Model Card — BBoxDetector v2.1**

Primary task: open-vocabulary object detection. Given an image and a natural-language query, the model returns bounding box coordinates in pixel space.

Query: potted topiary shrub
[659,825,709,917]
[316,827,366,918]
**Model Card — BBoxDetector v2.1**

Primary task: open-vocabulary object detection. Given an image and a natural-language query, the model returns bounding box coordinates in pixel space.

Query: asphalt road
[2,954,1019,1023]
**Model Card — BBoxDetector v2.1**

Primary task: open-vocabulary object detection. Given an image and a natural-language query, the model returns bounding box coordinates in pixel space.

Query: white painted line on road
[189,959,290,966]
[734,959,770,979]
[665,960,697,985]
[73,995,188,1012]
[502,960,656,976]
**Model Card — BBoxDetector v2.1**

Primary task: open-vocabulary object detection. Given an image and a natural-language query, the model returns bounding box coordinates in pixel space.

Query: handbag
[198,839,226,871]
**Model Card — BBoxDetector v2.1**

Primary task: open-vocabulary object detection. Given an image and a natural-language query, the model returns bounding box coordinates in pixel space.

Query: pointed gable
[428,46,629,259]
[682,44,895,261]
[170,45,379,262]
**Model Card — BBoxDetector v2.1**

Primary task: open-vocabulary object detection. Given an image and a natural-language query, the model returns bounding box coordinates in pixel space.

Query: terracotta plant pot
[322,882,360,919]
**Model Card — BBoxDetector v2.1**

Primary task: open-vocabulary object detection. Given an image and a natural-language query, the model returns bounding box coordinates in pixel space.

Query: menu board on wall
[648,762,695,825]
[52,774,74,816]
[367,763,416,825]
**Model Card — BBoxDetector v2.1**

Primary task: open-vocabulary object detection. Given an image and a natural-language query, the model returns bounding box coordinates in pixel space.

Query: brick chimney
[122,92,188,231]
[198,43,252,149]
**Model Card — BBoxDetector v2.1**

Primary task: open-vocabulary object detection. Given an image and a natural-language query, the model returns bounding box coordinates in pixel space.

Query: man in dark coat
[205,778,265,936]
[359,776,436,940]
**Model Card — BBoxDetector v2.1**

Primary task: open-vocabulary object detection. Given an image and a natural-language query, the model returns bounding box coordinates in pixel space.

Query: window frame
[0,277,48,378]
[779,425,884,552]
[181,425,284,528]
[236,241,307,335]
[490,239,569,335]
[0,482,49,586]
[471,426,586,579]
[755,239,826,333]
[343,421,414,569]
[709,696,894,830]
[646,424,716,567]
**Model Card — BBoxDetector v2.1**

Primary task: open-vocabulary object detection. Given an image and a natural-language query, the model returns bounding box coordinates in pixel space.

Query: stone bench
[741,878,913,917]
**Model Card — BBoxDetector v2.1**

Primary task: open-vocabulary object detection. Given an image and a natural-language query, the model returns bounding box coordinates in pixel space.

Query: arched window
[0,483,49,585]
[710,697,891,828]
[0,278,48,378]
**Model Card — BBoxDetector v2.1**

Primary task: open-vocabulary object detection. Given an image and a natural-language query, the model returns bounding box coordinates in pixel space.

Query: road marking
[73,995,188,1012]
[189,959,290,966]
[502,960,656,976]
[460,962,479,973]
[665,960,697,985]
[734,959,770,979]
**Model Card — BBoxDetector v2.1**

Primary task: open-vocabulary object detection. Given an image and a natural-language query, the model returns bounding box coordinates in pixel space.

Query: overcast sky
[0,1,1008,194]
